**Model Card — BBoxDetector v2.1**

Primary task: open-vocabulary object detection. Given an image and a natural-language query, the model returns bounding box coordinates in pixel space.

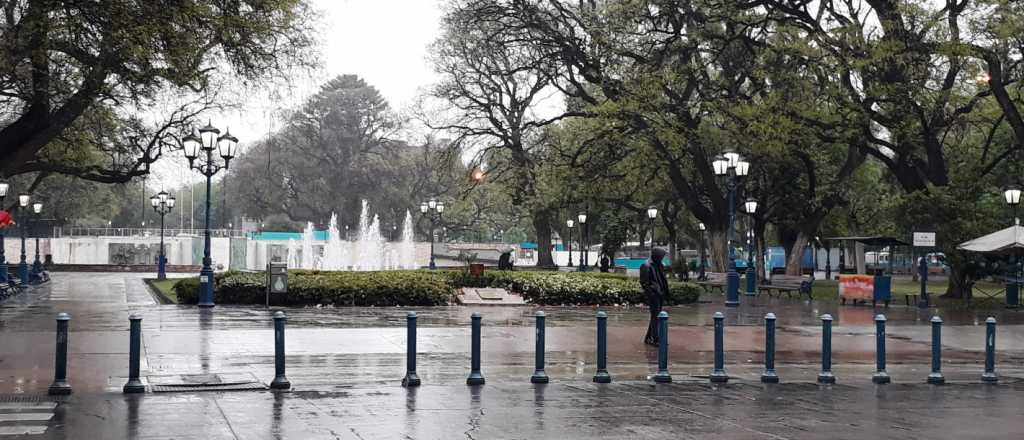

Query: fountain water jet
[289,200,417,271]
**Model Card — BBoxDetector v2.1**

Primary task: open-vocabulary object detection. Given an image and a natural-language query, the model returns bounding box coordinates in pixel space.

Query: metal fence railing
[54,227,248,238]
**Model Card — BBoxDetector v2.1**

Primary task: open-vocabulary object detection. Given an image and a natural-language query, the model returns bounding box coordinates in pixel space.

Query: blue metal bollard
[402,311,421,387]
[48,313,72,395]
[123,314,145,393]
[817,314,835,384]
[761,313,778,383]
[927,316,944,385]
[653,311,672,383]
[531,311,549,384]
[467,312,485,386]
[270,311,291,389]
[872,314,890,384]
[982,317,998,383]
[710,312,729,383]
[593,311,611,383]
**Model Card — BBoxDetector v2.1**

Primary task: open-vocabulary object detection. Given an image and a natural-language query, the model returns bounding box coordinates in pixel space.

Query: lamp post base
[725,270,740,307]
[17,262,29,286]
[198,267,215,307]
[157,256,167,280]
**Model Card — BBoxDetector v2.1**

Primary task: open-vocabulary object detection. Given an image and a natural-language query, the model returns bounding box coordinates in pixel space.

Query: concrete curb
[142,278,176,305]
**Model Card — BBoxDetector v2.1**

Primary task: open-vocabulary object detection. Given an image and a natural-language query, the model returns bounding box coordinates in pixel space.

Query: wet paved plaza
[2,272,1024,438]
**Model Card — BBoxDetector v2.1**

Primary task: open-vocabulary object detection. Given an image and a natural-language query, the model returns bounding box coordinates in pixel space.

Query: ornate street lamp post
[30,202,43,282]
[577,212,588,272]
[183,121,238,307]
[1004,184,1022,306]
[566,219,575,267]
[700,222,708,280]
[743,198,759,296]
[646,206,658,250]
[712,151,750,307]
[150,191,176,280]
[1005,184,1021,225]
[420,199,444,269]
[0,180,8,283]
[16,193,29,285]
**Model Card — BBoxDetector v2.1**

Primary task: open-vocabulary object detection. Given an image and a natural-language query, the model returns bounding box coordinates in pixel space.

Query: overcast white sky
[149,0,444,189]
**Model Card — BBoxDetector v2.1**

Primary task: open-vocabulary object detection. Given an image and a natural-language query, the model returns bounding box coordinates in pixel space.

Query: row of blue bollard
[42,310,1002,393]
[398,311,1003,386]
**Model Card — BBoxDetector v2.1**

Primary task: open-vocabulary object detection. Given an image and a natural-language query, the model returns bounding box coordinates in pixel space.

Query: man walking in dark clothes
[640,248,669,345]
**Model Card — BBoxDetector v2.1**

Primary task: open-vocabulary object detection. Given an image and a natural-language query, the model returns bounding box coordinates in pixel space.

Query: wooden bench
[758,275,814,300]
[6,277,28,291]
[0,282,14,298]
[695,272,727,293]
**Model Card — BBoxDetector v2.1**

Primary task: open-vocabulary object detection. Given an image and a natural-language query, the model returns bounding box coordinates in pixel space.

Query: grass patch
[148,278,179,304]
[808,278,1006,308]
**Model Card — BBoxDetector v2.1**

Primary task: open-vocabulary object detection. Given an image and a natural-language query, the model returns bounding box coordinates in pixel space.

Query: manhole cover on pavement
[147,373,267,393]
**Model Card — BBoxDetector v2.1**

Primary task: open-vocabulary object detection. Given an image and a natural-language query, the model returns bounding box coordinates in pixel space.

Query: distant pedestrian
[640,248,669,346]
[599,254,610,272]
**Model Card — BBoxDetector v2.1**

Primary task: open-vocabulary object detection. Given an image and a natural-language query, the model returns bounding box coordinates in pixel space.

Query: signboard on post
[913,232,936,247]
[265,262,288,308]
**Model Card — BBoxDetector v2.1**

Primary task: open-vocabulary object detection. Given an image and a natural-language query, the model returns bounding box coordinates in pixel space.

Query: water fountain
[292,200,417,271]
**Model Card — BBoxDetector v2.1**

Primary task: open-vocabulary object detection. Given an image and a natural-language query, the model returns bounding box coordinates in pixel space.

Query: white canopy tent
[957,225,1024,255]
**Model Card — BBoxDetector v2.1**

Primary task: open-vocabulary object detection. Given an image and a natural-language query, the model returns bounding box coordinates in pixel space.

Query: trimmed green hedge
[173,269,701,306]
[440,270,699,305]
[176,270,455,306]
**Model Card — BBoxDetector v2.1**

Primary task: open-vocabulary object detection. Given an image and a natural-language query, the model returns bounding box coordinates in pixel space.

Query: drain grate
[151,382,267,393]
[0,394,59,403]
[146,373,267,393]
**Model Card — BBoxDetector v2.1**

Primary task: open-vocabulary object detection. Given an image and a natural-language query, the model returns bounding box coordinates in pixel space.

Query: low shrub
[174,270,455,306]
[171,268,701,307]
[442,269,700,306]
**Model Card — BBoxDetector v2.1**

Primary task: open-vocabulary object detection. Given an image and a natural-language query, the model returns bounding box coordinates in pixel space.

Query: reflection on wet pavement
[2,272,1024,397]
[18,381,1024,439]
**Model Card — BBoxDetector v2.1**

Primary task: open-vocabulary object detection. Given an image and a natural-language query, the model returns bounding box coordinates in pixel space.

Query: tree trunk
[941,264,973,300]
[755,220,767,279]
[665,221,678,268]
[785,233,810,276]
[533,208,555,268]
[709,228,728,272]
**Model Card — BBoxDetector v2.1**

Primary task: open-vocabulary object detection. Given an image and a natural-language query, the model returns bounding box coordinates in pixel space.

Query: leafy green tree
[0,0,316,182]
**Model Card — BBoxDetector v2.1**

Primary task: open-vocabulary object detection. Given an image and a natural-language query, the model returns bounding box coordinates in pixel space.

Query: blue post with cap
[761,313,778,383]
[593,311,611,383]
[710,312,729,383]
[48,313,72,395]
[531,311,549,384]
[818,314,835,384]
[467,312,485,386]
[928,316,944,384]
[872,314,890,384]
[270,311,291,390]
[653,311,672,383]
[982,317,998,383]
[123,314,145,393]
[402,311,421,387]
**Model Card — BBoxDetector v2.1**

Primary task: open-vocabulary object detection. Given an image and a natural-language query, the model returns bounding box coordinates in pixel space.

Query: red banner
[838,275,874,300]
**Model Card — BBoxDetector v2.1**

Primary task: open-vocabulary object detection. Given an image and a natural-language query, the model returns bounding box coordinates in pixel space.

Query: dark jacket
[639,260,670,300]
